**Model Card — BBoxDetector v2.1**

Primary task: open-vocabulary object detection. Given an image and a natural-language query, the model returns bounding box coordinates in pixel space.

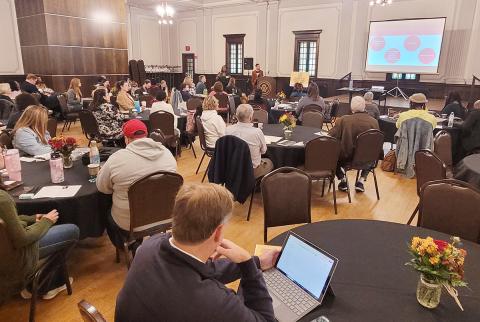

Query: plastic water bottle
[4,149,22,181]
[448,112,454,128]
[89,141,100,165]
[49,153,64,183]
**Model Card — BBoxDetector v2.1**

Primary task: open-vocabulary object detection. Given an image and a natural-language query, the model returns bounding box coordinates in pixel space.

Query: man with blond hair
[363,91,380,119]
[226,104,273,178]
[115,183,278,322]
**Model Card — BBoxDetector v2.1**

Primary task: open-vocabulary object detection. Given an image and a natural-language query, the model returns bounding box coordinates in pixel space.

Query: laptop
[264,232,338,322]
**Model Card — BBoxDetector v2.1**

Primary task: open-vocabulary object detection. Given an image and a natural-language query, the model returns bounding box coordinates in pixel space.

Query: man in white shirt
[226,104,273,178]
[151,91,180,136]
[96,119,177,250]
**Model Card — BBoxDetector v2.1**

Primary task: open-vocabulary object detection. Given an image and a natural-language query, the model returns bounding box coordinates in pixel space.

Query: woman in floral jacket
[90,89,126,144]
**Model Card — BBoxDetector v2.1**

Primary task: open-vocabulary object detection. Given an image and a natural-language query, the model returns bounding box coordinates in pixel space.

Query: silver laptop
[264,232,338,322]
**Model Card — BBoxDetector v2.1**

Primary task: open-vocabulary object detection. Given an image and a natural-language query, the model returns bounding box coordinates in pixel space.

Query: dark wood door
[182,53,195,78]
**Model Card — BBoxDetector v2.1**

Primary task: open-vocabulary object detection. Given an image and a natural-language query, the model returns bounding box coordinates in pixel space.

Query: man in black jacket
[21,74,61,116]
[115,183,278,322]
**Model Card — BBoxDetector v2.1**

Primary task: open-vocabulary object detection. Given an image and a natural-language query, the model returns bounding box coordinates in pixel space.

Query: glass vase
[284,129,293,140]
[62,154,73,169]
[416,274,442,309]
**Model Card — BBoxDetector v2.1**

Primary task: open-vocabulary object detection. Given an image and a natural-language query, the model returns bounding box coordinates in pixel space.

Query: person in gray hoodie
[96,119,177,249]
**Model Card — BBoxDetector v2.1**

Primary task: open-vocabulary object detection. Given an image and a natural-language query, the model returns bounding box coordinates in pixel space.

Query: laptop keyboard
[265,269,318,316]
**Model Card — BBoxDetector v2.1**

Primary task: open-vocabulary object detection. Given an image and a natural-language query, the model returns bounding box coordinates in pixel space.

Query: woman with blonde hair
[0,83,14,103]
[12,105,52,156]
[200,96,226,148]
[66,78,83,112]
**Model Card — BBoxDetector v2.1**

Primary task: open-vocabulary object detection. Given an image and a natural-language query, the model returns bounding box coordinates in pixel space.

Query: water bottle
[89,141,100,165]
[4,149,22,181]
[50,153,64,183]
[447,112,454,128]
[349,79,354,89]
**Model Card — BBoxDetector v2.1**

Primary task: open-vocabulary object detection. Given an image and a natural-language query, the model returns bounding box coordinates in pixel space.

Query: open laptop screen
[276,233,337,300]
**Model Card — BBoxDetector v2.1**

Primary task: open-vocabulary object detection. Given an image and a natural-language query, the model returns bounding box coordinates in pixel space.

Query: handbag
[381,149,396,172]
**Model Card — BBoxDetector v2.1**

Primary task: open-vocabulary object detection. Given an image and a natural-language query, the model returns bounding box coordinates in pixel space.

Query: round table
[262,124,324,168]
[270,220,480,322]
[455,154,480,189]
[10,160,111,239]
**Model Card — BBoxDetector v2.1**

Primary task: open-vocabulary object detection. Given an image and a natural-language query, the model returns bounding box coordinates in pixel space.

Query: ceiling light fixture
[157,2,175,24]
[369,0,393,6]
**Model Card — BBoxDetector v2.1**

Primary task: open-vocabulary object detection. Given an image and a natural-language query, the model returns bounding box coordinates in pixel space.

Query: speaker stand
[387,78,408,100]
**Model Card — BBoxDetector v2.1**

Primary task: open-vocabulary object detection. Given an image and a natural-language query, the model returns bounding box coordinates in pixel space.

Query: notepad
[314,131,327,136]
[277,140,297,146]
[33,185,82,199]
[264,136,283,144]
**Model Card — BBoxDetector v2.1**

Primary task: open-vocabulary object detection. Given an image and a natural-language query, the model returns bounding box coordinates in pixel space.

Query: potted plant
[279,112,296,139]
[48,136,78,169]
[406,236,467,310]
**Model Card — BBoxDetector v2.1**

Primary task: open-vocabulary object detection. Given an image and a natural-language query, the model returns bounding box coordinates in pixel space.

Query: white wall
[128,0,480,84]
[0,0,23,74]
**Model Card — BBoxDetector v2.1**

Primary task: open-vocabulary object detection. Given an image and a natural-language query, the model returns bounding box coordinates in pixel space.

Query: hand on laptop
[216,239,251,264]
[259,249,280,271]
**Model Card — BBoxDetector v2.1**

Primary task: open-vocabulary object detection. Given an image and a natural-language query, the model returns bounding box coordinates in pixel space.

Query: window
[224,34,245,75]
[293,30,322,78]
[405,73,417,80]
[389,73,418,81]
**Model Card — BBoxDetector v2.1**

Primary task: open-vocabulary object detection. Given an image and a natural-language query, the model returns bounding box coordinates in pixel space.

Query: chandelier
[369,0,393,6]
[157,3,174,25]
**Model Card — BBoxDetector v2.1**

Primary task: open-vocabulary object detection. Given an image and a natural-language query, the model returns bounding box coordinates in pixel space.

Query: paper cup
[87,164,100,177]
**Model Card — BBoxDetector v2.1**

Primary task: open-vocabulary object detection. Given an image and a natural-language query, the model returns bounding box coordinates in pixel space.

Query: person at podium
[251,64,264,89]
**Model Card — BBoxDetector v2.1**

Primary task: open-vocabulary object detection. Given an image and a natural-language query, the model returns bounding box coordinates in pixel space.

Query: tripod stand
[387,78,408,100]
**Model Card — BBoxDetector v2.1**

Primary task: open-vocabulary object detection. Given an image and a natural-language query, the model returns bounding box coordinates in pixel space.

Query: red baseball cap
[123,119,147,138]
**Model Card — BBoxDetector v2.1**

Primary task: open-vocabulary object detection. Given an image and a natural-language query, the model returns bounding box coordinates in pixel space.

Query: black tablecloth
[378,117,463,162]
[10,160,111,239]
[455,154,480,189]
[262,124,324,168]
[270,220,480,322]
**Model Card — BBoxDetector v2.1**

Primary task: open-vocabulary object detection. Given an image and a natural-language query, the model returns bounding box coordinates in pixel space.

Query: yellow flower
[412,237,421,249]
[429,256,440,265]
[426,244,437,255]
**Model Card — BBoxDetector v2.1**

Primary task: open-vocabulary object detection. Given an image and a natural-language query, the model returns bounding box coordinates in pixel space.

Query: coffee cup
[88,164,100,178]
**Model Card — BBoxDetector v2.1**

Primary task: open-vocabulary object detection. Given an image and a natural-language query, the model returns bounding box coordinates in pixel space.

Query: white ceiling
[126,0,269,12]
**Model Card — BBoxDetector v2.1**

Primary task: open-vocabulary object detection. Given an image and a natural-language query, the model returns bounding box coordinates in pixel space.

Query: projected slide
[365,18,446,74]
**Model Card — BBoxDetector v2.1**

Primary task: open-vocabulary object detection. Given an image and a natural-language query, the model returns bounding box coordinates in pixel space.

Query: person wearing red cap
[96,119,177,251]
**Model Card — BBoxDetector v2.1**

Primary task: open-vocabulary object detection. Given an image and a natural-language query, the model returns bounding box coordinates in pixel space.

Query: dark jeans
[335,161,371,181]
[106,212,142,255]
[35,224,79,293]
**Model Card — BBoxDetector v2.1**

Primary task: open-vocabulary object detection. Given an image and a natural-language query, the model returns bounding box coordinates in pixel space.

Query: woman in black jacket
[442,91,467,119]
[461,100,480,155]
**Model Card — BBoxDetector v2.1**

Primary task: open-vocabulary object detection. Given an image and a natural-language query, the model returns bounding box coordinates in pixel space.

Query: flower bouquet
[406,236,467,310]
[48,136,78,168]
[279,113,296,139]
[276,91,286,103]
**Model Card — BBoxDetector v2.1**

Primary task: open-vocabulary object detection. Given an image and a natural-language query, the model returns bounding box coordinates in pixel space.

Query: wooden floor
[0,121,418,322]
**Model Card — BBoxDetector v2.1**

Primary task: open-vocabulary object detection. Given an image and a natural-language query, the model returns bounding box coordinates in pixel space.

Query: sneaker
[20,289,32,300]
[338,181,348,192]
[355,181,365,192]
[42,277,73,300]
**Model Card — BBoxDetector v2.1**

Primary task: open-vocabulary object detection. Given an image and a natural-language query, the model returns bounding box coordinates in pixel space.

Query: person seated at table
[461,100,480,155]
[116,80,135,114]
[209,81,228,97]
[180,76,196,102]
[115,182,277,322]
[329,96,379,192]
[129,81,140,97]
[8,80,22,100]
[442,91,467,120]
[225,77,240,95]
[290,83,306,99]
[96,120,177,251]
[66,78,83,112]
[133,79,149,96]
[226,104,273,178]
[21,74,61,116]
[0,83,14,103]
[7,93,39,129]
[92,76,110,97]
[396,93,437,129]
[196,75,207,95]
[296,82,325,122]
[12,105,52,156]
[216,65,229,88]
[200,96,226,149]
[364,91,380,120]
[160,80,169,96]
[0,191,80,303]
[151,91,180,136]
[36,80,54,97]
[90,89,126,145]
[249,88,268,111]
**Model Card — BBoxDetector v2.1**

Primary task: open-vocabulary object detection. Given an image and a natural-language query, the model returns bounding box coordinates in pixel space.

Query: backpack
[381,150,396,172]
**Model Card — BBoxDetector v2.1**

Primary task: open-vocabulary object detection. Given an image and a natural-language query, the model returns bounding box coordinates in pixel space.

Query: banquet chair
[323,100,339,130]
[47,118,57,138]
[343,129,384,203]
[149,111,180,158]
[261,167,312,242]
[214,93,230,122]
[79,110,101,147]
[58,94,78,132]
[123,171,184,268]
[434,130,453,177]
[418,179,480,243]
[303,104,323,114]
[252,108,268,124]
[185,98,203,158]
[0,98,14,119]
[0,219,76,322]
[301,137,341,214]
[195,116,215,182]
[78,300,107,322]
[406,150,447,225]
[0,130,13,149]
[302,111,324,129]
